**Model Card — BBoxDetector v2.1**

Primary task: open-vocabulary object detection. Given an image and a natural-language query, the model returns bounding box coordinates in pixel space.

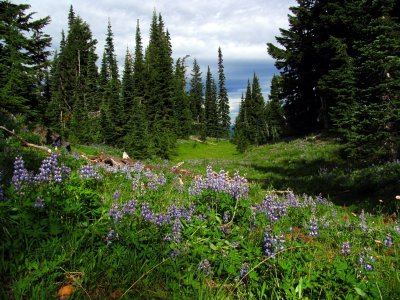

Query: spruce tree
[173,58,192,138]
[217,47,230,138]
[189,59,204,136]
[204,66,218,137]
[265,75,285,140]
[0,1,51,121]
[121,48,135,125]
[99,19,121,144]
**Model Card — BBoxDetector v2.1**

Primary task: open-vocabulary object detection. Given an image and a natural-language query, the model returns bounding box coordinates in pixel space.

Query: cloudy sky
[16,0,295,121]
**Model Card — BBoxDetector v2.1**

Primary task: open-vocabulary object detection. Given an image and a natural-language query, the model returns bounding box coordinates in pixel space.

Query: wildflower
[384,235,393,247]
[12,156,32,193]
[79,164,101,180]
[171,219,182,243]
[263,227,285,258]
[121,199,137,215]
[105,229,119,245]
[223,211,231,223]
[358,254,375,272]
[109,203,123,222]
[112,190,121,201]
[308,216,319,237]
[240,262,249,282]
[359,210,368,232]
[394,226,400,234]
[140,203,154,222]
[199,259,211,276]
[34,197,45,209]
[341,242,351,255]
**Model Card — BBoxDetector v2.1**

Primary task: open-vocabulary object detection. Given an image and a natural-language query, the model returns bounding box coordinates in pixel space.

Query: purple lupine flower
[109,203,123,222]
[34,197,45,209]
[384,235,393,247]
[394,226,400,234]
[132,175,140,191]
[79,164,101,180]
[154,212,171,227]
[140,203,154,222]
[196,214,207,221]
[199,259,211,276]
[121,199,137,215]
[12,156,32,193]
[255,194,288,223]
[263,227,285,258]
[341,242,351,255]
[358,254,375,272]
[105,229,119,245]
[171,219,182,243]
[112,190,121,201]
[240,262,249,282]
[132,162,145,173]
[308,216,319,237]
[359,210,368,232]
[223,211,231,224]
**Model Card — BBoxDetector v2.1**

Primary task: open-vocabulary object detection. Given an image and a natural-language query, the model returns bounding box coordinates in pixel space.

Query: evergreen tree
[217,47,231,138]
[173,57,192,138]
[0,1,51,121]
[204,66,219,137]
[52,7,98,136]
[249,73,267,144]
[121,48,135,125]
[143,11,176,158]
[99,19,121,143]
[189,59,204,136]
[265,75,285,140]
[133,19,145,99]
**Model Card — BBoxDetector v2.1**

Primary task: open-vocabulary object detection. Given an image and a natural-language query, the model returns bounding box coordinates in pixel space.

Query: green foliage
[0,0,51,121]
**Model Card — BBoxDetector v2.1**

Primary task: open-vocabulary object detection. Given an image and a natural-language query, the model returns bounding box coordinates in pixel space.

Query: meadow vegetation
[1,135,399,299]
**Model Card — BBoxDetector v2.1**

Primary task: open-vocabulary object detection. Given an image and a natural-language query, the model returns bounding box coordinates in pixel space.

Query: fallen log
[0,125,52,153]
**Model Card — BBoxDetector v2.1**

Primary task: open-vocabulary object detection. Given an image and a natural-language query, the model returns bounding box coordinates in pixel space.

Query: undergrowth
[0,148,399,299]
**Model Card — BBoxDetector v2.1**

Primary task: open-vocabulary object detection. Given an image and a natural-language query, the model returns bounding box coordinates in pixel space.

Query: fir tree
[204,66,219,137]
[189,59,204,136]
[0,1,51,121]
[217,47,230,138]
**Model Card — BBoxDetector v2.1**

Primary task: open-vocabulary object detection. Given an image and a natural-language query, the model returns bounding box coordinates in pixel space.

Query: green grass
[172,136,400,211]
[1,135,399,298]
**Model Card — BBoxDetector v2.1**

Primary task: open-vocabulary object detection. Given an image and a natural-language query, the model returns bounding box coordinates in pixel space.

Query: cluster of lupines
[144,170,167,191]
[199,259,211,276]
[34,153,70,183]
[263,227,285,259]
[189,166,249,200]
[12,156,32,194]
[308,216,319,237]
[254,194,288,223]
[79,164,101,180]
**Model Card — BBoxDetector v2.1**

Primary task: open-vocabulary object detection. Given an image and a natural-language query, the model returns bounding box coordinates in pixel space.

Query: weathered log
[0,125,52,153]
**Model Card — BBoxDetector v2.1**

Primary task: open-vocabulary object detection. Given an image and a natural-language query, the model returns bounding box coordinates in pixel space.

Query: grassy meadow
[1,136,399,299]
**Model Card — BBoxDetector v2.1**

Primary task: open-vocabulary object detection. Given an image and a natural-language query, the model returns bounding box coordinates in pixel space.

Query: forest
[1,0,399,298]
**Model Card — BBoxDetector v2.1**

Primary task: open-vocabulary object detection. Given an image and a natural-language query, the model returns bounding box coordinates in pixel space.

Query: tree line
[1,1,231,158]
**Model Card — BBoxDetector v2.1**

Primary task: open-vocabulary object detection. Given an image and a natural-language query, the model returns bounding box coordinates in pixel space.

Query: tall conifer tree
[217,47,230,138]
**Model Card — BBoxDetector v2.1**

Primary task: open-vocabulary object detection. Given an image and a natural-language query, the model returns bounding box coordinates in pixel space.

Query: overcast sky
[15,0,295,121]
